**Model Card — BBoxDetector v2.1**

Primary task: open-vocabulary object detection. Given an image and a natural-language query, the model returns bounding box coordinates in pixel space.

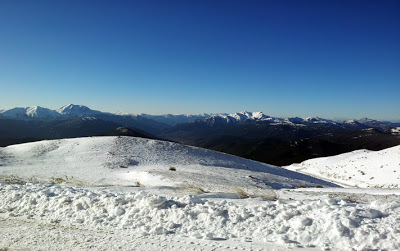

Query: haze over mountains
[1,104,399,165]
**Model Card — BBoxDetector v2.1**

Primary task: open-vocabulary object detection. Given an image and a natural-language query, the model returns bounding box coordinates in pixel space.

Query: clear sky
[0,0,399,120]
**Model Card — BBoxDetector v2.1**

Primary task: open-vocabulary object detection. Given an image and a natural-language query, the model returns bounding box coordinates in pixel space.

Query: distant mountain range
[1,104,398,128]
[0,104,107,119]
[1,104,399,165]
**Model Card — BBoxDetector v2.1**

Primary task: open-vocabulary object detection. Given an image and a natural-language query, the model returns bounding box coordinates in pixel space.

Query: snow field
[286,145,400,188]
[1,182,399,250]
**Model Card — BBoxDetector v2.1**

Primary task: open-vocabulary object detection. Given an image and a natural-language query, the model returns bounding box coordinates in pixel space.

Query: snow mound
[285,145,400,188]
[1,182,399,250]
[0,136,337,193]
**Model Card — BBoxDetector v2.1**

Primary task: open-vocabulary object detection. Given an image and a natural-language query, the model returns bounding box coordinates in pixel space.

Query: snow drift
[1,182,399,250]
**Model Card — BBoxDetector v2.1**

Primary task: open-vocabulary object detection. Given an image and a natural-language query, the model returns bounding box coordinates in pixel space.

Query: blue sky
[0,0,399,120]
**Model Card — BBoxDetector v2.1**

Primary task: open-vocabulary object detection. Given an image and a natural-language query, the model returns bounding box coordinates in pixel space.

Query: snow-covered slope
[1,138,400,250]
[26,106,62,118]
[285,145,400,188]
[0,107,30,118]
[0,136,336,193]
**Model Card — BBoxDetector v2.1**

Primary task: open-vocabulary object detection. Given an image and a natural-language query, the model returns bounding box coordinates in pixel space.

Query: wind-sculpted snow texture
[286,145,400,188]
[0,136,338,193]
[1,182,399,250]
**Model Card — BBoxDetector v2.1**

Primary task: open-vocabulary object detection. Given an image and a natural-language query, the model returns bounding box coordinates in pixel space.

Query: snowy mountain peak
[0,106,60,119]
[303,116,322,121]
[354,117,376,123]
[57,104,102,116]
[286,117,305,123]
[0,107,28,119]
[345,118,377,124]
[0,104,104,119]
[213,111,271,122]
[237,111,269,120]
[202,111,276,127]
[26,106,61,118]
[303,116,332,123]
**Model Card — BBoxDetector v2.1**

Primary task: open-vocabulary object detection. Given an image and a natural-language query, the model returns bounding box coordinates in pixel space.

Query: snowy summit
[56,104,103,116]
[0,106,60,119]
